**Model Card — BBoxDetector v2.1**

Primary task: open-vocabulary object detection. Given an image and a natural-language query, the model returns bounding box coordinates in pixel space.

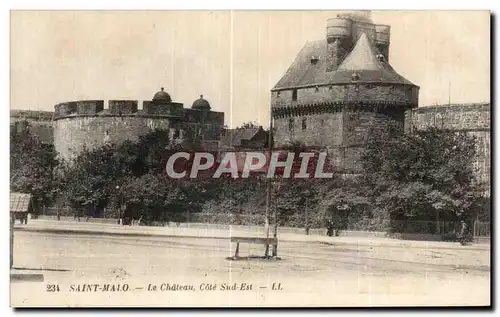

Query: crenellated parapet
[142,101,184,117]
[55,100,104,118]
[109,100,138,115]
[54,100,190,120]
[271,83,418,118]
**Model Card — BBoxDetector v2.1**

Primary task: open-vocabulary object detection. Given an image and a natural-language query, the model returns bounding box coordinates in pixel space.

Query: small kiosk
[10,192,33,268]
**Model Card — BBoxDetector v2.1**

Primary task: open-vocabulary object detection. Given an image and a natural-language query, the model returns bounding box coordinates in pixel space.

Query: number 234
[46,284,60,292]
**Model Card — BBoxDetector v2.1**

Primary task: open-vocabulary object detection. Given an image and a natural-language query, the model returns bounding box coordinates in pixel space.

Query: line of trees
[10,120,488,232]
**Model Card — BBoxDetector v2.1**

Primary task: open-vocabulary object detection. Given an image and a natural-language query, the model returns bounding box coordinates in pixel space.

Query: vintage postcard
[9,10,490,307]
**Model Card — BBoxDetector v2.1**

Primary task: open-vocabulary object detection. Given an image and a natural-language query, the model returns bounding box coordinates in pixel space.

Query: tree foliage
[235,121,260,130]
[361,123,484,229]
[10,124,58,211]
[49,122,487,234]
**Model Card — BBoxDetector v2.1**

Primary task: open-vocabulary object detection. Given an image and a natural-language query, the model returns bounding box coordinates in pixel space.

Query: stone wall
[54,116,172,160]
[274,112,344,148]
[10,109,54,144]
[53,99,225,161]
[405,103,490,132]
[404,103,490,192]
[271,84,418,109]
[274,109,402,172]
[271,82,416,173]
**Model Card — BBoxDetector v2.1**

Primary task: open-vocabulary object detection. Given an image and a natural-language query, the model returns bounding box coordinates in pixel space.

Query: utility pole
[263,112,274,257]
[10,213,14,269]
[267,115,279,258]
[263,108,278,257]
[305,196,309,235]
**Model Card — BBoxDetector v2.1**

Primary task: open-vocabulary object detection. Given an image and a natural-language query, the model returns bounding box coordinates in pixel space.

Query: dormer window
[351,73,360,82]
[376,54,386,62]
[310,56,319,64]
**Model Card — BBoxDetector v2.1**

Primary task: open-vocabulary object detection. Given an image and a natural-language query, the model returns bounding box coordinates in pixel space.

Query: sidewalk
[15,219,490,251]
[10,268,44,283]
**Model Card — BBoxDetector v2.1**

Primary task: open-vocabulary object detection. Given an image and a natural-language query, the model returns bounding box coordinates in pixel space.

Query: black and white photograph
[9,10,491,307]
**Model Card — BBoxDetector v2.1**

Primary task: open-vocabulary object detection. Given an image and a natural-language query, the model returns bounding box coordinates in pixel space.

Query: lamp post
[272,182,281,258]
[304,189,310,235]
[10,213,14,269]
[116,185,121,225]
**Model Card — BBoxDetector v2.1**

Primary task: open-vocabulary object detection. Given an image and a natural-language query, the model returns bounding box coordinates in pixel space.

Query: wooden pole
[270,116,279,257]
[436,209,440,234]
[10,213,14,269]
[265,111,278,257]
[263,113,274,257]
[305,197,309,235]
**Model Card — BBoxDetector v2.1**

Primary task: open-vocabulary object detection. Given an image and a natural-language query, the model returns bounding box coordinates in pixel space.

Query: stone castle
[271,11,418,172]
[10,11,490,191]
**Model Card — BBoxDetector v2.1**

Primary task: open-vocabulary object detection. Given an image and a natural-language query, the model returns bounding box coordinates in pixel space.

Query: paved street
[10,221,490,307]
[14,219,491,250]
[11,221,490,306]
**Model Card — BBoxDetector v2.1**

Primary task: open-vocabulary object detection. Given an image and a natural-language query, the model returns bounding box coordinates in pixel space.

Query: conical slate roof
[272,32,416,90]
[329,32,415,85]
[337,33,382,71]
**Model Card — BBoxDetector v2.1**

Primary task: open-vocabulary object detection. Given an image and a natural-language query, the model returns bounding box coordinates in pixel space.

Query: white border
[1,1,497,316]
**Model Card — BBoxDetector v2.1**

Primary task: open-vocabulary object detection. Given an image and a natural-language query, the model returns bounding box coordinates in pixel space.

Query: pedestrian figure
[327,219,334,237]
[459,221,469,245]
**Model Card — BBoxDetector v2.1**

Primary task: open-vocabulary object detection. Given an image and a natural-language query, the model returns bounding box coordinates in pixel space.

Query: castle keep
[270,11,490,190]
[271,11,419,172]
[52,88,224,160]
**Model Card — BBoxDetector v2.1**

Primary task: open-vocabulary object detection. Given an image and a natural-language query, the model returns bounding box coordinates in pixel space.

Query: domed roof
[153,87,171,103]
[192,95,211,110]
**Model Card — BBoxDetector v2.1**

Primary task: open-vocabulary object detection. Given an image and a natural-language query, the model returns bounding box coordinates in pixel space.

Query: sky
[10,11,490,128]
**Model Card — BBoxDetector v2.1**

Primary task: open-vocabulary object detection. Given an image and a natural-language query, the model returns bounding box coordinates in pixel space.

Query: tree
[118,173,186,225]
[268,145,340,228]
[58,129,177,215]
[361,123,484,233]
[10,124,58,211]
[235,121,260,130]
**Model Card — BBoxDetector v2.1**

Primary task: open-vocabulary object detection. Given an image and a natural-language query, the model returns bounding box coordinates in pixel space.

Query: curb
[15,226,490,251]
[10,274,44,283]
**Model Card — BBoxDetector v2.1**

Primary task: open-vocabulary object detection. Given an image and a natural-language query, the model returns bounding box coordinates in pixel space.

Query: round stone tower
[53,87,225,161]
[271,15,419,173]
